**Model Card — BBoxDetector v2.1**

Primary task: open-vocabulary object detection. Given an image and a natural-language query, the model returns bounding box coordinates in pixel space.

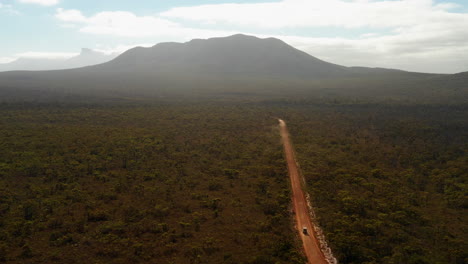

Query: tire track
[279,119,332,264]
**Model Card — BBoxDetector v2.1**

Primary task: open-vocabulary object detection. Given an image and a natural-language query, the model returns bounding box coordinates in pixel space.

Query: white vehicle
[302,226,308,235]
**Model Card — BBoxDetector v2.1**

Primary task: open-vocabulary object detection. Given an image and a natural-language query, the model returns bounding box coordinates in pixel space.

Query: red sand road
[279,119,327,264]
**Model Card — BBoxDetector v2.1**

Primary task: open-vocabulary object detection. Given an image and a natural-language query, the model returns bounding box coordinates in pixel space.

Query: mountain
[0,58,64,72]
[92,34,349,79]
[91,34,435,81]
[415,71,468,101]
[64,48,118,69]
[0,48,118,72]
[0,34,464,103]
[443,71,468,84]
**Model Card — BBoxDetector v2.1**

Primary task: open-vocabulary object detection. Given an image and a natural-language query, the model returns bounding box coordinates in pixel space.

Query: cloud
[17,0,59,6]
[55,8,183,37]
[56,8,87,22]
[0,45,148,65]
[16,51,78,59]
[54,8,238,39]
[0,3,21,15]
[0,57,17,64]
[0,51,80,65]
[161,0,464,29]
[93,43,154,55]
[276,34,468,73]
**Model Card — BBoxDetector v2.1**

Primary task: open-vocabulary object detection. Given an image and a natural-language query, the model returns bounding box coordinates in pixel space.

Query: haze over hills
[0,48,118,72]
[0,34,466,103]
[98,34,348,78]
[91,34,429,79]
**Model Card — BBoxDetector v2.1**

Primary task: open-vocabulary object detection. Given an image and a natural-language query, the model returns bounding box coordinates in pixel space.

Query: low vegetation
[0,103,304,264]
[0,100,466,264]
[283,103,467,264]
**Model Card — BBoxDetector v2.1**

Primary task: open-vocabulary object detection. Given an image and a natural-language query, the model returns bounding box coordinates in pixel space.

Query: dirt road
[279,119,328,264]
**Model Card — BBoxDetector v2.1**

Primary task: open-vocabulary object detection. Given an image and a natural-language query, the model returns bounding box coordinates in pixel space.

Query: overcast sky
[1,0,467,73]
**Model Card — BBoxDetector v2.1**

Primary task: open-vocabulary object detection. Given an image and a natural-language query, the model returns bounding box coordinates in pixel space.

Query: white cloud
[79,12,179,37]
[56,8,87,22]
[93,43,154,55]
[55,8,238,39]
[16,51,78,59]
[0,57,17,64]
[0,51,79,65]
[55,9,183,37]
[0,4,21,15]
[17,0,59,6]
[276,34,468,73]
[161,0,465,29]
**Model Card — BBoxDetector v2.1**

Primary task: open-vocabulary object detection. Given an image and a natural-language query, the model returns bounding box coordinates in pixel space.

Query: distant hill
[92,34,349,79]
[0,34,465,103]
[65,48,119,69]
[0,48,118,72]
[442,71,468,84]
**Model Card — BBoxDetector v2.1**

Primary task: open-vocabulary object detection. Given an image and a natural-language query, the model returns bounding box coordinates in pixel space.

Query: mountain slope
[64,48,118,69]
[90,34,348,79]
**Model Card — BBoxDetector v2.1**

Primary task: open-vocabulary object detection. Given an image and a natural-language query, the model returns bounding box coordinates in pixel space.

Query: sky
[1,0,468,73]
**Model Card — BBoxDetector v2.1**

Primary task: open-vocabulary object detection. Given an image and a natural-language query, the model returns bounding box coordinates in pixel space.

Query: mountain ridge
[89,34,349,79]
[0,34,465,103]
